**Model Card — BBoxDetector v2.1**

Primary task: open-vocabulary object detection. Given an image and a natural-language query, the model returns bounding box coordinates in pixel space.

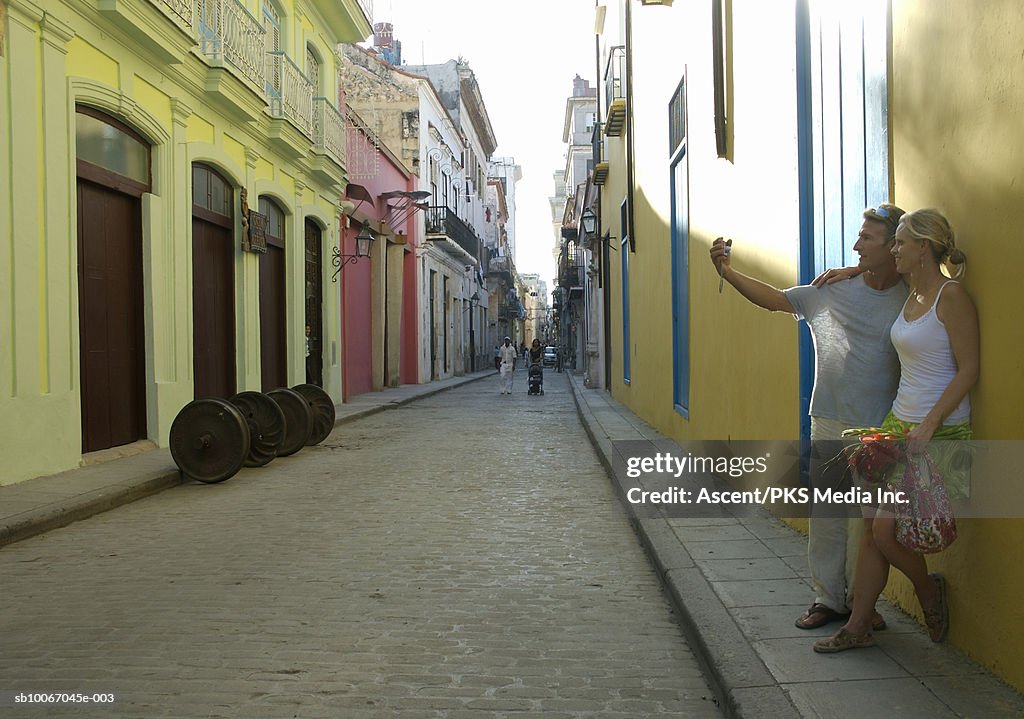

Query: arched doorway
[75,106,150,453]
[191,163,236,399]
[304,219,323,386]
[259,196,287,391]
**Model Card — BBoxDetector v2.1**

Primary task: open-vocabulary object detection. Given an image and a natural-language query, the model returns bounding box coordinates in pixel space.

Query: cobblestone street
[0,372,724,718]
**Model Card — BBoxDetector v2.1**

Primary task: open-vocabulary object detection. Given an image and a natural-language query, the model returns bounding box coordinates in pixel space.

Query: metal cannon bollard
[169,384,336,484]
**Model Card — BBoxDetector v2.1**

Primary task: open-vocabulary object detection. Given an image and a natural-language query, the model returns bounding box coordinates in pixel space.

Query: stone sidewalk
[565,372,1024,719]
[0,371,495,550]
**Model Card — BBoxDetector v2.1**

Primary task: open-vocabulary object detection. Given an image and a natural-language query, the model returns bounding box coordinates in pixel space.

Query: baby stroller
[527,362,544,395]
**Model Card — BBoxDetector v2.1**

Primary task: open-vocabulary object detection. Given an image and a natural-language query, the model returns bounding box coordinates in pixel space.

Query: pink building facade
[340,114,420,400]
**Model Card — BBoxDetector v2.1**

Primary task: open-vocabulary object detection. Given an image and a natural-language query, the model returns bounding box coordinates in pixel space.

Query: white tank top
[890,280,970,424]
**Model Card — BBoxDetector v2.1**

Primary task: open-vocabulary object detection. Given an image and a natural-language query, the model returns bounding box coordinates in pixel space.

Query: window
[75,106,151,189]
[669,77,690,416]
[258,196,285,248]
[712,0,731,159]
[306,45,321,96]
[192,163,232,218]
[264,1,282,97]
[620,199,631,384]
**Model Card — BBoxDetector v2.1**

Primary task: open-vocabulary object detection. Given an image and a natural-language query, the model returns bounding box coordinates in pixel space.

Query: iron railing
[267,51,314,138]
[147,0,193,29]
[195,0,266,92]
[558,243,585,289]
[425,206,480,259]
[312,97,346,167]
[604,46,626,109]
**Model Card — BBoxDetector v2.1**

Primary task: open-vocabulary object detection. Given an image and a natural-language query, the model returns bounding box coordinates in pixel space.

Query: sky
[370,0,598,290]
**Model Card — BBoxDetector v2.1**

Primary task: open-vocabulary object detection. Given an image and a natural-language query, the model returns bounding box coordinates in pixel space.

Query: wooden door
[259,197,287,391]
[192,165,235,399]
[304,219,323,386]
[77,178,146,452]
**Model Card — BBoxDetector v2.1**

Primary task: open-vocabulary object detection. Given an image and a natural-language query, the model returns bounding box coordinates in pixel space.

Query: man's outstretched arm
[710,237,794,313]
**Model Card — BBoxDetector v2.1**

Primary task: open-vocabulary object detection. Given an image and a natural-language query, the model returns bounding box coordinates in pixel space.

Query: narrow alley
[0,373,724,718]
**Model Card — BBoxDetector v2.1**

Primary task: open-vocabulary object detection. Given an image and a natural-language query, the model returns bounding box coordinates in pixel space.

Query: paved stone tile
[784,678,958,719]
[0,375,723,719]
[712,578,815,608]
[695,557,799,582]
[755,638,907,683]
[685,539,778,560]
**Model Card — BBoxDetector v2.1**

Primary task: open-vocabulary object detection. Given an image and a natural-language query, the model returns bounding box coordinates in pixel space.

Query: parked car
[542,346,558,367]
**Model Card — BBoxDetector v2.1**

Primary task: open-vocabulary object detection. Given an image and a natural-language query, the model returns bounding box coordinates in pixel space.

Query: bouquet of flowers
[841,427,906,485]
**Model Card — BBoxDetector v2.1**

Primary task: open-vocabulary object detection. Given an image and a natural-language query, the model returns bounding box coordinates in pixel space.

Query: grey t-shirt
[784,276,908,427]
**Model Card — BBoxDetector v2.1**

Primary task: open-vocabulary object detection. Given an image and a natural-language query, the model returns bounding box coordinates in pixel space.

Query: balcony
[146,0,193,31]
[487,255,515,286]
[591,122,608,185]
[312,97,346,169]
[267,51,315,139]
[604,45,626,137]
[425,206,480,262]
[195,0,266,95]
[559,244,585,290]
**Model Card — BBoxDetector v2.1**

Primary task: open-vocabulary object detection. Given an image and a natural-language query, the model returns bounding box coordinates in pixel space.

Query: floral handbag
[895,453,957,554]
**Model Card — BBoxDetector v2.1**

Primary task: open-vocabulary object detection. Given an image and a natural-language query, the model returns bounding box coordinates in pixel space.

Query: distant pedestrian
[493,345,501,372]
[498,337,517,394]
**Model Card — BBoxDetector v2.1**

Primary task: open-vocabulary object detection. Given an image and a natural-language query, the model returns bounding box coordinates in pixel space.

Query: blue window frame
[669,75,689,416]
[620,199,631,384]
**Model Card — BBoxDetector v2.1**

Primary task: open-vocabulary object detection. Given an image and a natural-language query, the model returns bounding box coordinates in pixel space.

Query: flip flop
[796,603,850,630]
[813,628,876,653]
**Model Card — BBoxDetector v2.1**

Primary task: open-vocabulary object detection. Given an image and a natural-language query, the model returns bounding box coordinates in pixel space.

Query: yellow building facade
[0,0,371,485]
[595,0,1024,690]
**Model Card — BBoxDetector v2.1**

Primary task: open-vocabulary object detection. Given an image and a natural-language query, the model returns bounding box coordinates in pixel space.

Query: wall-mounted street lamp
[331,226,374,283]
[580,207,598,237]
[580,207,616,251]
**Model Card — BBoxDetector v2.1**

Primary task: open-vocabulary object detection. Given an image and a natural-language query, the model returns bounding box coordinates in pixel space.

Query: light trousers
[808,416,864,613]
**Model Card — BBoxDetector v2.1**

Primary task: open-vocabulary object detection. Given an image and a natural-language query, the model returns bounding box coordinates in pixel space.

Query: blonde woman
[815,208,979,652]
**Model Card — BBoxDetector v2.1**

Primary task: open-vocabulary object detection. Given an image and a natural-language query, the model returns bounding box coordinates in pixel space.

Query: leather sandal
[795,603,849,630]
[872,612,888,631]
[923,573,949,643]
[813,628,876,653]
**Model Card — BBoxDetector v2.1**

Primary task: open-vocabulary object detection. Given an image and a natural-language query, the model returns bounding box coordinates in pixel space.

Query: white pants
[808,416,864,613]
[500,362,513,393]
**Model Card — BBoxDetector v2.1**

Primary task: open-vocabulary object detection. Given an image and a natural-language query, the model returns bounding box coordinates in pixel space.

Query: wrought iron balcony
[312,97,346,168]
[425,206,480,261]
[266,51,315,138]
[147,0,193,29]
[558,244,585,289]
[195,0,266,92]
[604,45,626,137]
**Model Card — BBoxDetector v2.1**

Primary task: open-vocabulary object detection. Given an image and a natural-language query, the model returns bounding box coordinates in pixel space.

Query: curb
[0,470,181,549]
[566,373,800,719]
